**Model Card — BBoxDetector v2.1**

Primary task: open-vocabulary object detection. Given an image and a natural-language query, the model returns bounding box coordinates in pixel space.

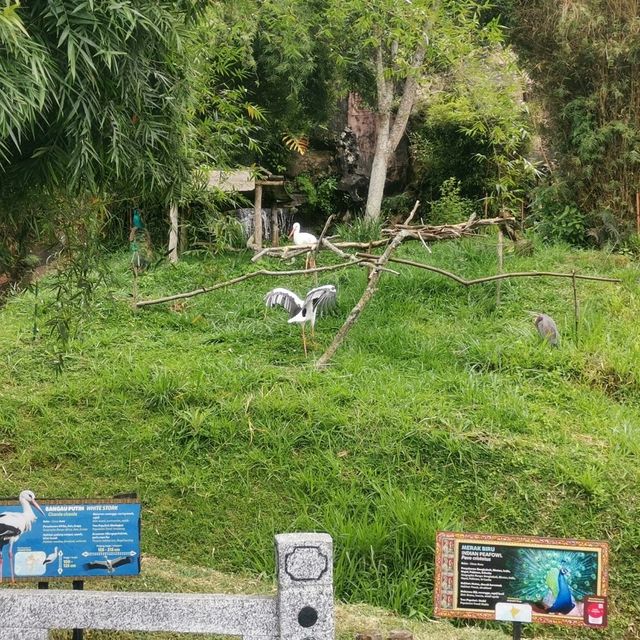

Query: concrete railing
[0,533,334,640]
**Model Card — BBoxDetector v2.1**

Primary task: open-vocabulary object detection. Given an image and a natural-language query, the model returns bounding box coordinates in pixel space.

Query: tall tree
[506,0,640,239]
[325,0,500,221]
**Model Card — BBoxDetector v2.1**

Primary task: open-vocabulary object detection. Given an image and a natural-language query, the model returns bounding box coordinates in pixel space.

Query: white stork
[0,490,45,583]
[289,222,318,269]
[83,555,133,574]
[265,285,337,355]
[43,546,60,566]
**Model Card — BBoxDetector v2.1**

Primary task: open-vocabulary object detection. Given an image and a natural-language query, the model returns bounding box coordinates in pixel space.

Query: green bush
[334,217,383,242]
[294,174,340,216]
[429,178,476,225]
[530,182,586,245]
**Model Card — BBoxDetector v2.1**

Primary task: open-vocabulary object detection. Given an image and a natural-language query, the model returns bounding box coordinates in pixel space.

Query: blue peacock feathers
[133,209,144,230]
[508,549,598,615]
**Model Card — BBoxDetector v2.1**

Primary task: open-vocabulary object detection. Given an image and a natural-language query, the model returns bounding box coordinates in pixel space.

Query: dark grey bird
[532,313,560,347]
[265,285,337,355]
[83,555,133,574]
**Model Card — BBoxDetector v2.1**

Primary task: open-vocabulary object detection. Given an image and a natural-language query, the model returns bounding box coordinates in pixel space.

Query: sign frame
[434,531,609,628]
[0,496,141,583]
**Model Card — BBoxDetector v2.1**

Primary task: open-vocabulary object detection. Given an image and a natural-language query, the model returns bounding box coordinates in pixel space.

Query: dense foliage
[506,0,640,242]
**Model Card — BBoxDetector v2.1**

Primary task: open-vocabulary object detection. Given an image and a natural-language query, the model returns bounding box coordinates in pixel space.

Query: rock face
[287,92,410,202]
[336,94,410,199]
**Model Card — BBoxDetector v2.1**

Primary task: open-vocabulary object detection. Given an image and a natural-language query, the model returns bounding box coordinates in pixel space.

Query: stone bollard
[275,533,335,640]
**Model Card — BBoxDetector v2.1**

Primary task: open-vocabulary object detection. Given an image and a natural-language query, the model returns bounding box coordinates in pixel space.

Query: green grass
[1,235,639,639]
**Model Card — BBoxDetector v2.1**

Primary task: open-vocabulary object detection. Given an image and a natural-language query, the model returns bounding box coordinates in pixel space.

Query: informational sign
[583,596,608,627]
[0,495,140,582]
[434,531,608,627]
[495,602,532,623]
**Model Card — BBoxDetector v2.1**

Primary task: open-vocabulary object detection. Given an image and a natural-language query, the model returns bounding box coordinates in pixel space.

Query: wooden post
[572,270,579,344]
[132,269,139,308]
[496,227,504,307]
[271,208,279,247]
[168,203,179,264]
[254,184,263,250]
[72,580,84,640]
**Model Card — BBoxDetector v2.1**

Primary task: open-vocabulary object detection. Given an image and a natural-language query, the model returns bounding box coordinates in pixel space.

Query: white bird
[43,546,59,565]
[265,285,337,355]
[289,222,318,269]
[0,490,45,583]
[83,555,133,574]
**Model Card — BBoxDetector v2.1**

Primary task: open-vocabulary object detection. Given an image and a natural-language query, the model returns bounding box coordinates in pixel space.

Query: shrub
[428,178,476,225]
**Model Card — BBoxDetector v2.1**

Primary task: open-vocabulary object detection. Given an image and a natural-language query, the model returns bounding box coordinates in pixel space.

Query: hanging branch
[135,259,367,308]
[355,254,622,286]
[316,201,420,369]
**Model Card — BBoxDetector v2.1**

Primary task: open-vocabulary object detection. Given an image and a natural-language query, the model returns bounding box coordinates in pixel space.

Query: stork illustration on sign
[0,490,45,583]
[83,555,133,575]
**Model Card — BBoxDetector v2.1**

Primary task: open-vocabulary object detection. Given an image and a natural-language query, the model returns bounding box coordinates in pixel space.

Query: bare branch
[309,215,334,267]
[316,202,421,369]
[356,254,622,286]
[136,259,367,308]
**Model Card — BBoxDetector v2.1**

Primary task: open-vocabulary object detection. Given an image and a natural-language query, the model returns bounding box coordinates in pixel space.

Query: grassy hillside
[1,236,639,638]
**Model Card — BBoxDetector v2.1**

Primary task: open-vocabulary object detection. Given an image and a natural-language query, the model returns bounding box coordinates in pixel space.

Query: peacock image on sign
[507,549,598,616]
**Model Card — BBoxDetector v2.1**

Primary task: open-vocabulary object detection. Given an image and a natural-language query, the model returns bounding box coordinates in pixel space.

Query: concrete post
[0,533,335,640]
[275,533,334,640]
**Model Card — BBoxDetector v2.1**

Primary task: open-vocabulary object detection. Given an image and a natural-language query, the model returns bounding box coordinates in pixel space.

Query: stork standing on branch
[265,285,337,355]
[289,223,318,269]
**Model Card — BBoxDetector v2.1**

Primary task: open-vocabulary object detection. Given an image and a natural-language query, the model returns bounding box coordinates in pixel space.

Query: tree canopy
[0,0,209,198]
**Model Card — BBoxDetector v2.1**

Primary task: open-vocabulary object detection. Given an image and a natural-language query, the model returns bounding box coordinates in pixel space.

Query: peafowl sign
[0,492,141,583]
[434,531,609,627]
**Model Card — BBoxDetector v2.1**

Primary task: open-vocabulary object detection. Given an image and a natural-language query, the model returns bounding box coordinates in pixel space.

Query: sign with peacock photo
[434,531,609,627]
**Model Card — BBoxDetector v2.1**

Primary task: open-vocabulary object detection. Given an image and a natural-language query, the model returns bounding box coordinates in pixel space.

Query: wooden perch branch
[251,238,388,261]
[252,215,514,263]
[356,254,622,286]
[382,215,516,241]
[316,201,420,369]
[135,259,367,308]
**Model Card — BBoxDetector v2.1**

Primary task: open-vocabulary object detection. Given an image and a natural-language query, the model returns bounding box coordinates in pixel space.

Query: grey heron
[532,312,560,347]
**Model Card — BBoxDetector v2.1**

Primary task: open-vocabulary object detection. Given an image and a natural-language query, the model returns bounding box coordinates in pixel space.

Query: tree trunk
[364,111,391,222]
[168,202,179,264]
[363,43,425,222]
